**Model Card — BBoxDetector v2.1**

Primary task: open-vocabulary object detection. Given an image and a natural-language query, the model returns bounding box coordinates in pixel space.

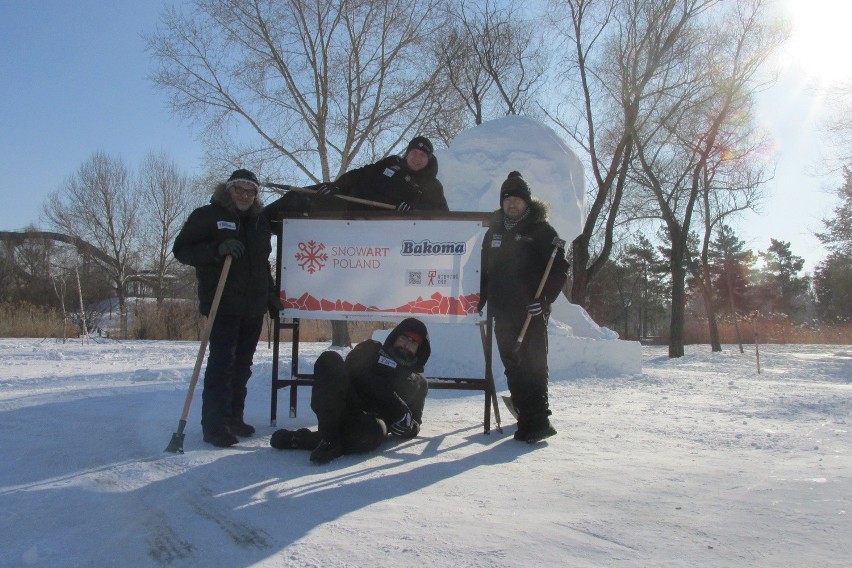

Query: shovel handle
[178,255,232,422]
[514,240,563,350]
[265,183,397,210]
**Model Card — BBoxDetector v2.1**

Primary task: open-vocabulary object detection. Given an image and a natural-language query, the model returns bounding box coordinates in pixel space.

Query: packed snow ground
[0,339,849,567]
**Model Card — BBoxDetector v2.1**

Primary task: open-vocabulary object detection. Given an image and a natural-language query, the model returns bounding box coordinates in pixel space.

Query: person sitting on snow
[270,317,431,464]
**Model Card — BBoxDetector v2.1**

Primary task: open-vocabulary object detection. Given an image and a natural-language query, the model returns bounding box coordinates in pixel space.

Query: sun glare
[782,0,852,85]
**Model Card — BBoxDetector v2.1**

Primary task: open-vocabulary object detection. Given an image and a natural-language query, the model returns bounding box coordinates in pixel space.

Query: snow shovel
[265,183,397,210]
[513,237,566,353]
[478,319,502,432]
[165,255,233,453]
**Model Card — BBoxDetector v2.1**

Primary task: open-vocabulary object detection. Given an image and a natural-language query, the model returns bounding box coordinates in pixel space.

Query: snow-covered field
[0,339,849,567]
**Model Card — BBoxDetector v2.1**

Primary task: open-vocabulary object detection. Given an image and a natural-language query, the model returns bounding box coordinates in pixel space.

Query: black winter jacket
[173,185,276,318]
[479,200,570,320]
[334,155,448,212]
[344,318,431,425]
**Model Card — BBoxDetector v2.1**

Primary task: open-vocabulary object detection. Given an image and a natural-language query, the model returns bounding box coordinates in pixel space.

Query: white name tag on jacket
[383,168,396,177]
[218,221,237,230]
[490,235,502,248]
[378,354,398,368]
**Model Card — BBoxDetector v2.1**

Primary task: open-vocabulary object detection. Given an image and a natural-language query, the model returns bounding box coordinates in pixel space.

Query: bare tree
[149,0,450,346]
[435,0,548,129]
[137,151,199,306]
[148,0,447,184]
[545,0,715,308]
[630,0,783,357]
[44,152,142,338]
[691,157,767,352]
[1,229,117,312]
[823,79,852,170]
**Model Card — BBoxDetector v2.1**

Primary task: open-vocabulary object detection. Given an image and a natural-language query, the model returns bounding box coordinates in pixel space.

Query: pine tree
[814,168,852,322]
[623,235,669,340]
[585,235,669,340]
[707,225,756,351]
[754,239,810,322]
[708,225,755,315]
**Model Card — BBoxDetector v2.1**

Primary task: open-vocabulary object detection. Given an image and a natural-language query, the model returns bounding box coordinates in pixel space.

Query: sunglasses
[229,185,258,197]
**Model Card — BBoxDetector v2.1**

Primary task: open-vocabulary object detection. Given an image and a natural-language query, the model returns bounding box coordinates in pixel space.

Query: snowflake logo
[295,240,328,273]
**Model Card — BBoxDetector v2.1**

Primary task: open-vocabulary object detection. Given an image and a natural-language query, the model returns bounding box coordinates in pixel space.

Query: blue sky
[0,1,202,223]
[0,0,845,272]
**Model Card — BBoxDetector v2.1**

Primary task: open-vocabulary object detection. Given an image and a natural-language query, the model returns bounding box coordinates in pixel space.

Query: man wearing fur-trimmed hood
[479,171,569,444]
[173,169,282,448]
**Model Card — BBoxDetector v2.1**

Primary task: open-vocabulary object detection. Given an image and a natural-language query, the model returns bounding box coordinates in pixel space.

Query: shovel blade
[164,432,185,454]
[502,395,519,419]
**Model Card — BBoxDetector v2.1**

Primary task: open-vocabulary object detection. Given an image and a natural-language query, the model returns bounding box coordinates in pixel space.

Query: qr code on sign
[407,271,422,285]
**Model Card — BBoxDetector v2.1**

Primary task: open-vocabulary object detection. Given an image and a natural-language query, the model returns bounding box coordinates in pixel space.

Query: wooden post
[752,314,761,374]
[74,265,88,345]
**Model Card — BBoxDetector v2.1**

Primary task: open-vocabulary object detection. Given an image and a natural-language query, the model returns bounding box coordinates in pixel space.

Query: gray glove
[218,239,245,259]
[526,298,544,316]
[316,183,339,197]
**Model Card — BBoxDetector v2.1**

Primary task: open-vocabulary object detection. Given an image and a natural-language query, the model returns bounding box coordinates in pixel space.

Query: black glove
[526,298,545,316]
[218,239,245,259]
[389,409,415,436]
[396,201,411,212]
[315,183,339,197]
[407,419,420,438]
[267,292,283,319]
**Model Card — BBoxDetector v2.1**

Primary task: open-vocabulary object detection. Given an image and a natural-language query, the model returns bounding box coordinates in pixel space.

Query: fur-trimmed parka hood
[211,182,265,216]
[489,197,550,230]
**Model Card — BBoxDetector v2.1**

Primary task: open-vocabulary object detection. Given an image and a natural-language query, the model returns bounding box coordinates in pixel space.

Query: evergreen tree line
[586,169,852,344]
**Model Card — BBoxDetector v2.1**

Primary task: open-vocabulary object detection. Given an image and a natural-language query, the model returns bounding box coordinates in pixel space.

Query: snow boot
[203,429,239,448]
[525,423,557,444]
[310,438,344,464]
[270,428,318,450]
[228,417,256,437]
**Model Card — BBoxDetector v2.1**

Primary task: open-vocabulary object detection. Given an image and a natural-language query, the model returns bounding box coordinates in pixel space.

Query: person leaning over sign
[173,169,283,448]
[264,136,449,219]
[322,136,448,212]
[270,318,430,464]
[478,171,570,444]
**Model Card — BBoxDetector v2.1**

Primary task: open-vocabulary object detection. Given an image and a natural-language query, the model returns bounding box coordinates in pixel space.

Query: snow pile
[438,115,586,242]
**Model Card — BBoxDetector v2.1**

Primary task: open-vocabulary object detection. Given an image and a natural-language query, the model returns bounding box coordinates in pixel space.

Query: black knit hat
[227,169,260,190]
[500,171,531,205]
[406,136,433,157]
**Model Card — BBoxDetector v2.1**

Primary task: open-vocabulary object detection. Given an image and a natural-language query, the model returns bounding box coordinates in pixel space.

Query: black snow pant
[201,313,264,435]
[310,351,386,454]
[494,314,552,433]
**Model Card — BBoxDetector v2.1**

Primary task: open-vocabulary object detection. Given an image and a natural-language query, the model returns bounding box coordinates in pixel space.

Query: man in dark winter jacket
[173,169,282,448]
[264,136,448,219]
[270,317,431,464]
[479,172,569,443]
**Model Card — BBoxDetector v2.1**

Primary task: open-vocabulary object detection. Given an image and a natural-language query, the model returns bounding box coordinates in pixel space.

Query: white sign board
[278,217,487,323]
